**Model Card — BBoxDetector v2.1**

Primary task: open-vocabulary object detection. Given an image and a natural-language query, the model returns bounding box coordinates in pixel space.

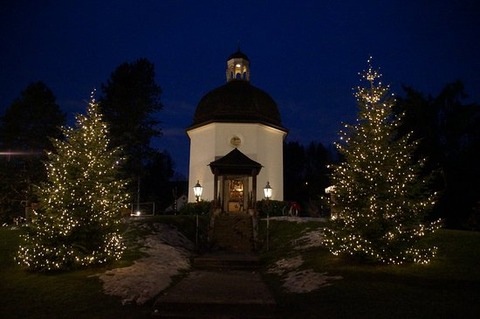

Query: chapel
[187,49,288,213]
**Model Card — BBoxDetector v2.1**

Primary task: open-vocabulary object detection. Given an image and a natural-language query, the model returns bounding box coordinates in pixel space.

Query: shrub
[178,201,212,215]
[256,200,288,217]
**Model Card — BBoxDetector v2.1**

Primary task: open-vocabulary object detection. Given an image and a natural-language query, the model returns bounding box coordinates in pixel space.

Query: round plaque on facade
[230,136,242,147]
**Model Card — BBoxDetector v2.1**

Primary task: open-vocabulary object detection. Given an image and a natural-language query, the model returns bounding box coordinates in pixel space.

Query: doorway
[225,177,248,212]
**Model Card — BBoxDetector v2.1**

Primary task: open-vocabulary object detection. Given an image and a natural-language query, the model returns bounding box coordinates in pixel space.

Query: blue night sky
[1,0,479,177]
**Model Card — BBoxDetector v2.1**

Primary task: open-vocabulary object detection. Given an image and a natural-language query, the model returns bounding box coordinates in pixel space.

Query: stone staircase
[210,213,255,253]
[153,253,276,318]
[152,214,277,318]
[193,252,261,271]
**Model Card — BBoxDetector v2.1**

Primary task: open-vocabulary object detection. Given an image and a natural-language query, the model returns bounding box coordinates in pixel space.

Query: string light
[16,92,130,271]
[324,59,442,265]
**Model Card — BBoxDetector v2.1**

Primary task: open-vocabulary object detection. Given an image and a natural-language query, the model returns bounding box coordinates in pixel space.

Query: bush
[178,201,212,215]
[256,200,288,217]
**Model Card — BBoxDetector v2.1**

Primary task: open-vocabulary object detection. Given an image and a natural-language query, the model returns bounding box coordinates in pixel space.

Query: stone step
[153,302,276,318]
[193,253,261,271]
[212,214,255,253]
[152,270,276,318]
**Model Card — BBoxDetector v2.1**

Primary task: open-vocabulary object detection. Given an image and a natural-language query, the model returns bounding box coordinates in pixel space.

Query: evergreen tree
[17,93,129,271]
[100,59,164,198]
[0,82,65,222]
[304,141,331,214]
[324,59,442,264]
[283,141,307,202]
[0,81,65,151]
[141,150,174,210]
[283,141,332,215]
[395,83,480,229]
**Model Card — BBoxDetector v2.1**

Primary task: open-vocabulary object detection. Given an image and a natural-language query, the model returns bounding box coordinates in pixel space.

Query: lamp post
[264,182,272,251]
[263,181,272,200]
[193,180,203,203]
[192,180,203,249]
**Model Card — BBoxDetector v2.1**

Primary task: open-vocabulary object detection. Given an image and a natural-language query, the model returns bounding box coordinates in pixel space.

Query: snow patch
[268,255,342,293]
[283,270,343,293]
[293,228,325,250]
[98,223,193,305]
[268,256,304,275]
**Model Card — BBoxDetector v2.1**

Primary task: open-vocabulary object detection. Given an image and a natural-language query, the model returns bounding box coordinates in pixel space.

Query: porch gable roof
[209,148,262,176]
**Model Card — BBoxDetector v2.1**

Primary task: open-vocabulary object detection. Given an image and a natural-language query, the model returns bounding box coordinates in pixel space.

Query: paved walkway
[152,253,276,318]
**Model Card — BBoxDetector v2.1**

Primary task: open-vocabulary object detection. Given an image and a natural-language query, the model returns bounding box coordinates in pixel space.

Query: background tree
[283,141,307,203]
[0,81,65,223]
[304,142,331,215]
[283,141,332,216]
[395,82,480,229]
[17,95,129,271]
[100,58,170,207]
[141,150,174,210]
[324,60,441,264]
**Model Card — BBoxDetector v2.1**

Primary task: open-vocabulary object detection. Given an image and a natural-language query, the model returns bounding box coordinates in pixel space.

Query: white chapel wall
[187,122,286,203]
[187,124,216,202]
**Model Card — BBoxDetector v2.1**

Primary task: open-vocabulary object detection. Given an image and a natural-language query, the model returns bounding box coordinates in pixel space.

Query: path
[152,253,277,318]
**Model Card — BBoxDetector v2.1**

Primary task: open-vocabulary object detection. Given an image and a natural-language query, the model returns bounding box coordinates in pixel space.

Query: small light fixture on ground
[325,185,335,194]
[193,180,203,202]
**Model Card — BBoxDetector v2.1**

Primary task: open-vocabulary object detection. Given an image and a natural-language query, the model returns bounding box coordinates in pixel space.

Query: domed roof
[190,80,285,130]
[227,50,250,62]
[188,50,287,131]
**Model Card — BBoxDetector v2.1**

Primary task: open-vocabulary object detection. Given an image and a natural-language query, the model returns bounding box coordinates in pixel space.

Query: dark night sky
[1,0,479,177]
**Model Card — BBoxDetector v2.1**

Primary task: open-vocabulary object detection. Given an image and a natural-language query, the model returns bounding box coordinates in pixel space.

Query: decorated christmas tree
[17,93,130,271]
[324,59,442,264]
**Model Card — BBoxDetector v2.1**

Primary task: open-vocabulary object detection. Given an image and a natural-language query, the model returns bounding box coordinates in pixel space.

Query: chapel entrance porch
[209,148,262,214]
[208,148,263,252]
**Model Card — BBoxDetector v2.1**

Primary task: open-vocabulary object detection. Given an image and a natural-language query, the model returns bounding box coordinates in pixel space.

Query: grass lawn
[1,216,479,318]
[0,215,201,319]
[260,219,480,319]
[0,228,150,318]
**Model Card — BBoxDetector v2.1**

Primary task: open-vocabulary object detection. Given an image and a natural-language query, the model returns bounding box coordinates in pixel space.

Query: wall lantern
[193,180,203,202]
[263,181,272,200]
